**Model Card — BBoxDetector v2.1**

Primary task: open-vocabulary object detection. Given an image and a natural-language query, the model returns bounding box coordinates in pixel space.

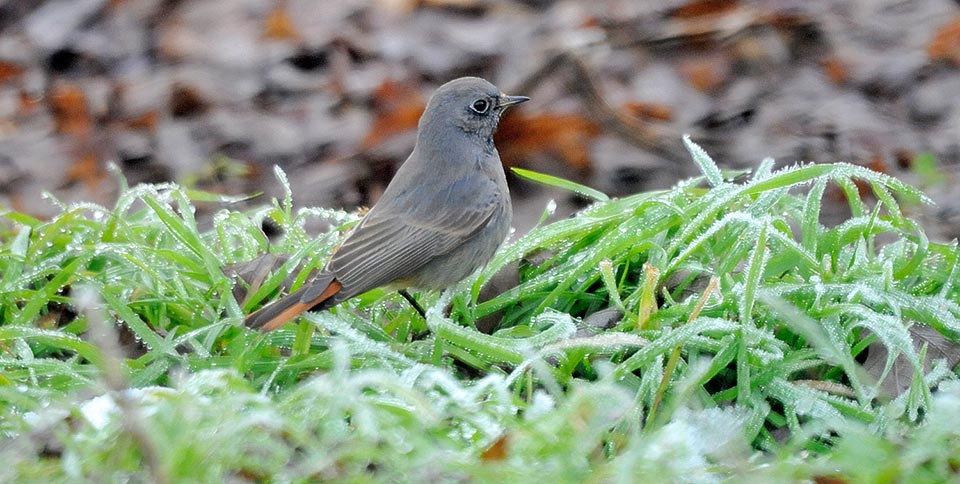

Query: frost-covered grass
[2,138,960,483]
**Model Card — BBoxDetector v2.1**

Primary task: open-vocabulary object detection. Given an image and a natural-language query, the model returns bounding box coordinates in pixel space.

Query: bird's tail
[244,272,342,331]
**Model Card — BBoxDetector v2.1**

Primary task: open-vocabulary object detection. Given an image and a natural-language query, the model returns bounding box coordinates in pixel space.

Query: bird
[245,77,528,331]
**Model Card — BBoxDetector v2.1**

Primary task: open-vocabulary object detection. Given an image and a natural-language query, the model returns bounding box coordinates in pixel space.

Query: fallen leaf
[263,5,301,41]
[927,17,960,65]
[863,325,960,398]
[123,110,160,130]
[50,84,92,136]
[867,153,889,175]
[668,0,740,18]
[820,56,850,85]
[679,55,731,92]
[813,476,848,484]
[360,80,425,149]
[620,101,674,122]
[793,380,856,398]
[480,434,508,461]
[19,90,42,114]
[496,112,601,170]
[66,153,106,190]
[0,61,24,83]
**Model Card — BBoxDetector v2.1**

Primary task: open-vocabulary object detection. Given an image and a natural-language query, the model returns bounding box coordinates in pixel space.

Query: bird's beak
[498,94,530,108]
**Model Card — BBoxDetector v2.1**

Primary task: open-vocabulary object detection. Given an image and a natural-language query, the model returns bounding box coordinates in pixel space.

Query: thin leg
[399,289,426,319]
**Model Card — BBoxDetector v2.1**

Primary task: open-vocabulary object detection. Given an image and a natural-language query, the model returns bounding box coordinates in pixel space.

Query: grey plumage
[246,77,526,330]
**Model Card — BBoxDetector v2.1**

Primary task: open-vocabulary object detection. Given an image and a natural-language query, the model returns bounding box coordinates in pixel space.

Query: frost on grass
[615,407,753,483]
[3,140,960,482]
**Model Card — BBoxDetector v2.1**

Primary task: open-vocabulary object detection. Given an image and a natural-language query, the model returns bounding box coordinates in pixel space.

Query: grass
[1,137,959,483]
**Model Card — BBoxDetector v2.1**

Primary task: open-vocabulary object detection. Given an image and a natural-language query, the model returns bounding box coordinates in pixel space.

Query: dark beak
[498,94,530,108]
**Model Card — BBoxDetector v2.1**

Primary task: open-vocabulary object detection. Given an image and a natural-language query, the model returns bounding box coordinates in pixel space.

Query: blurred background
[1,0,959,240]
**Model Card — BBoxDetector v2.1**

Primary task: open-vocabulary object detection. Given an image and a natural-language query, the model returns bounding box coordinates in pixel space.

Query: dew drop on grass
[525,390,555,420]
[795,391,816,415]
[80,393,119,430]
[545,199,557,216]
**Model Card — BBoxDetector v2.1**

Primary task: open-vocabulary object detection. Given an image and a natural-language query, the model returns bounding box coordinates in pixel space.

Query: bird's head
[419,77,529,147]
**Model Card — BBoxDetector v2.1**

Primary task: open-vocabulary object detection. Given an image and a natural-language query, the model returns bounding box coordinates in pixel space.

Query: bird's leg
[399,289,427,319]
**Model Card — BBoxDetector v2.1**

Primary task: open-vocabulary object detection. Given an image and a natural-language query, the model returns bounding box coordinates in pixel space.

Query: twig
[646,276,719,427]
[511,49,688,163]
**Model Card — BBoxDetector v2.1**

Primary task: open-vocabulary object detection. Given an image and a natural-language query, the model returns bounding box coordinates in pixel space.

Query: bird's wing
[327,174,501,295]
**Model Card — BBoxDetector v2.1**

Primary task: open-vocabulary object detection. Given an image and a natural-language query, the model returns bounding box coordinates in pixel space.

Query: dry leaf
[50,84,92,136]
[668,0,740,18]
[480,434,508,461]
[863,325,960,398]
[620,101,674,122]
[813,476,849,484]
[19,91,42,115]
[679,55,731,92]
[66,153,106,189]
[263,5,301,41]
[0,61,24,83]
[820,56,850,85]
[360,80,425,149]
[124,110,160,130]
[927,17,960,65]
[496,112,601,170]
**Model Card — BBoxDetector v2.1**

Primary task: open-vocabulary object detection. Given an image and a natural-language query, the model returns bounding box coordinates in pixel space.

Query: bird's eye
[470,98,490,114]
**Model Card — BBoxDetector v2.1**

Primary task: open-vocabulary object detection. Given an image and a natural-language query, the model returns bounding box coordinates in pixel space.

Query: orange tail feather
[245,278,342,331]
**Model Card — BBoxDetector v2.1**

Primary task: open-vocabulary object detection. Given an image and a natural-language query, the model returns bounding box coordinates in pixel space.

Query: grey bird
[245,77,528,331]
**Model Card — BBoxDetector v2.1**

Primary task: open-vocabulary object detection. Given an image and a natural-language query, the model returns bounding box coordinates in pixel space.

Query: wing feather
[328,176,500,296]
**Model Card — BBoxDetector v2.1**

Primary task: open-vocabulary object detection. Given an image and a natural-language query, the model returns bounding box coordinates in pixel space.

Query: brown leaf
[263,5,301,41]
[19,90,42,115]
[496,112,601,171]
[927,16,960,65]
[124,110,160,130]
[360,80,425,149]
[620,101,674,122]
[863,325,960,398]
[820,56,850,85]
[867,154,889,175]
[66,153,106,189]
[793,380,856,398]
[679,55,731,92]
[668,0,740,19]
[813,476,849,484]
[480,434,508,462]
[0,61,24,83]
[50,84,92,136]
